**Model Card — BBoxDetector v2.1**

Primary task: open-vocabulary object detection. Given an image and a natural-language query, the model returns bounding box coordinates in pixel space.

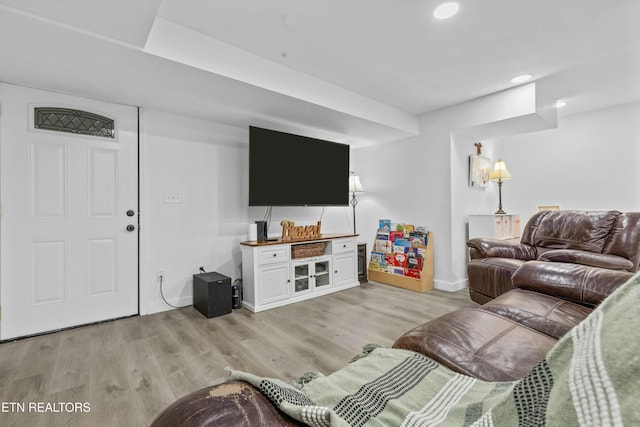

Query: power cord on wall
[159,274,190,309]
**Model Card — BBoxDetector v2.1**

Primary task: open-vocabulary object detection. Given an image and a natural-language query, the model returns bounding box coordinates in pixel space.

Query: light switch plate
[164,193,182,204]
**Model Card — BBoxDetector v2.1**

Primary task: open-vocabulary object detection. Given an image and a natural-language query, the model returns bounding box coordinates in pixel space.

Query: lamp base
[495,208,507,215]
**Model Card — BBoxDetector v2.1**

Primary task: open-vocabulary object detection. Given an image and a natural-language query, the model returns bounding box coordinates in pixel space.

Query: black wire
[159,275,189,309]
[263,205,272,221]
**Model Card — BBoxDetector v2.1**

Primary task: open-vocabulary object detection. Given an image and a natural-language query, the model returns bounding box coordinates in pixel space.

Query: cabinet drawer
[258,245,290,265]
[333,238,355,253]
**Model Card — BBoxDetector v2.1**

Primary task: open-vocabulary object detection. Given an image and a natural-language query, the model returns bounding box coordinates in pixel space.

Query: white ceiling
[1,0,638,146]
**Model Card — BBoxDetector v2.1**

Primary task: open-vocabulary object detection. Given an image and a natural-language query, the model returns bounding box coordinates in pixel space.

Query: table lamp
[489,159,512,214]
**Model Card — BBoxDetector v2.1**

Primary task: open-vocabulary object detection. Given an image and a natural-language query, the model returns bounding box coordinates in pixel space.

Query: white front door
[0,83,138,340]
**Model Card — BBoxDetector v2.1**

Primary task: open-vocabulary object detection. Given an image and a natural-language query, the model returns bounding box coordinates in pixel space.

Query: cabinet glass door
[314,260,331,288]
[293,264,310,293]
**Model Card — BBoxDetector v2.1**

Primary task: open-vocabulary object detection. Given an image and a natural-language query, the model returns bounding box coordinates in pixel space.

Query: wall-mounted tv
[249,126,350,206]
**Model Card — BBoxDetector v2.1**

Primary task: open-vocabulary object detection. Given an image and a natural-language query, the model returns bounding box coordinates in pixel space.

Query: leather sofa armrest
[151,381,304,427]
[467,238,537,260]
[537,249,634,271]
[511,261,634,308]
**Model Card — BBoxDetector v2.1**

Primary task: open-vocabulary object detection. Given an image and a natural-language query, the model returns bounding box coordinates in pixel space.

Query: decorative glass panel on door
[294,264,310,293]
[315,260,331,288]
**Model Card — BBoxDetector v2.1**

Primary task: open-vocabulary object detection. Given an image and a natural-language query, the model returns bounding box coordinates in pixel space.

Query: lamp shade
[349,173,364,193]
[489,159,512,181]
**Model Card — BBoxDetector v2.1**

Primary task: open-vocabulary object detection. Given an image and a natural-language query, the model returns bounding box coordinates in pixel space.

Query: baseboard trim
[434,278,468,292]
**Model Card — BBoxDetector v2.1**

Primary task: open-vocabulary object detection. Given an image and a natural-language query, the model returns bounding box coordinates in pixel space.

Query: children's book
[370,252,385,266]
[393,252,407,268]
[378,219,391,232]
[409,233,426,247]
[375,240,393,253]
[405,268,421,279]
[394,238,411,248]
[403,224,415,236]
[368,261,382,271]
[393,238,410,253]
[385,253,396,266]
[406,254,423,271]
[389,231,404,242]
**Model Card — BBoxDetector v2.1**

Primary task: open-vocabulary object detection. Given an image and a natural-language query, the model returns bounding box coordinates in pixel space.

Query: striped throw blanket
[229,273,640,426]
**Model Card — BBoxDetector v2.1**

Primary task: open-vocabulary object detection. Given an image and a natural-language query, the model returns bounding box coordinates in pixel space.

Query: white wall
[500,102,640,219]
[139,110,354,314]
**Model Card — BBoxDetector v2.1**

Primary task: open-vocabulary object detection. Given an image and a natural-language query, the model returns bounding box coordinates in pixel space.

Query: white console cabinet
[241,234,359,312]
[468,214,521,240]
[332,238,357,287]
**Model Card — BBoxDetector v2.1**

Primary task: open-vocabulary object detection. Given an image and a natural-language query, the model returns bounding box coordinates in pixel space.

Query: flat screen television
[249,126,350,206]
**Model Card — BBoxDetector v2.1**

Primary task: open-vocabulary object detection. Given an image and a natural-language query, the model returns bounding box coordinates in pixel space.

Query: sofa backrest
[520,210,640,272]
[603,212,640,271]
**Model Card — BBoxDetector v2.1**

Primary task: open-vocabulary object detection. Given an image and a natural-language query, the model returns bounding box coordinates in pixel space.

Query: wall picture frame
[469,155,491,188]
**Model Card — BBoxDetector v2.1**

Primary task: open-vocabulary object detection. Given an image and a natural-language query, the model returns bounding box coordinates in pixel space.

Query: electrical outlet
[156,271,164,283]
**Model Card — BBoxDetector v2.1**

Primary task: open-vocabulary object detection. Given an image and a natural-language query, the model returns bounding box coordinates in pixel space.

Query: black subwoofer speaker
[193,272,232,318]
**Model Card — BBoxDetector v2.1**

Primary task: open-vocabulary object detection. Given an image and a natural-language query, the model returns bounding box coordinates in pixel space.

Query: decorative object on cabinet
[489,159,512,214]
[468,214,521,241]
[368,220,434,292]
[348,171,365,234]
[291,241,325,259]
[280,220,322,241]
[469,155,491,188]
[240,233,359,312]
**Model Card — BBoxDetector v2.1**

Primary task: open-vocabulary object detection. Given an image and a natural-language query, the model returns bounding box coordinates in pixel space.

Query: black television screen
[249,126,350,206]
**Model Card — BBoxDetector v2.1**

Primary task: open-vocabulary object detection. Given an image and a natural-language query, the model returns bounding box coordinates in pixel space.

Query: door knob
[126,210,135,217]
[126,224,136,232]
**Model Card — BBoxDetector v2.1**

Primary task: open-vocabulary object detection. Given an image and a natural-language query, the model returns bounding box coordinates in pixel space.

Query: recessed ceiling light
[555,100,567,108]
[433,2,459,20]
[510,74,533,84]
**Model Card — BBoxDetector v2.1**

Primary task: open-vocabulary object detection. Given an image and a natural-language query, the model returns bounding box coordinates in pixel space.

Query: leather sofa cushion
[481,289,591,339]
[537,249,633,271]
[531,210,619,253]
[392,308,556,382]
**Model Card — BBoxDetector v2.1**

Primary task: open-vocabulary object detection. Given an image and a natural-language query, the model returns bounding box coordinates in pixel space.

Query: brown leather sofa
[152,260,633,425]
[467,210,640,304]
[392,261,632,381]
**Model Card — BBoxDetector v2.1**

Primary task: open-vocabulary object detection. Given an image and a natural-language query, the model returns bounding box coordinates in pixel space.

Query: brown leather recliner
[466,210,640,304]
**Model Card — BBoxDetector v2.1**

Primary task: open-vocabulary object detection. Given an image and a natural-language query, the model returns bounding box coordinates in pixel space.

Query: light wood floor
[0,282,476,426]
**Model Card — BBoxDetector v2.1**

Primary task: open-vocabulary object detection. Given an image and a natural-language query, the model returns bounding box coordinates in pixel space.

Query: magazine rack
[368,232,434,292]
